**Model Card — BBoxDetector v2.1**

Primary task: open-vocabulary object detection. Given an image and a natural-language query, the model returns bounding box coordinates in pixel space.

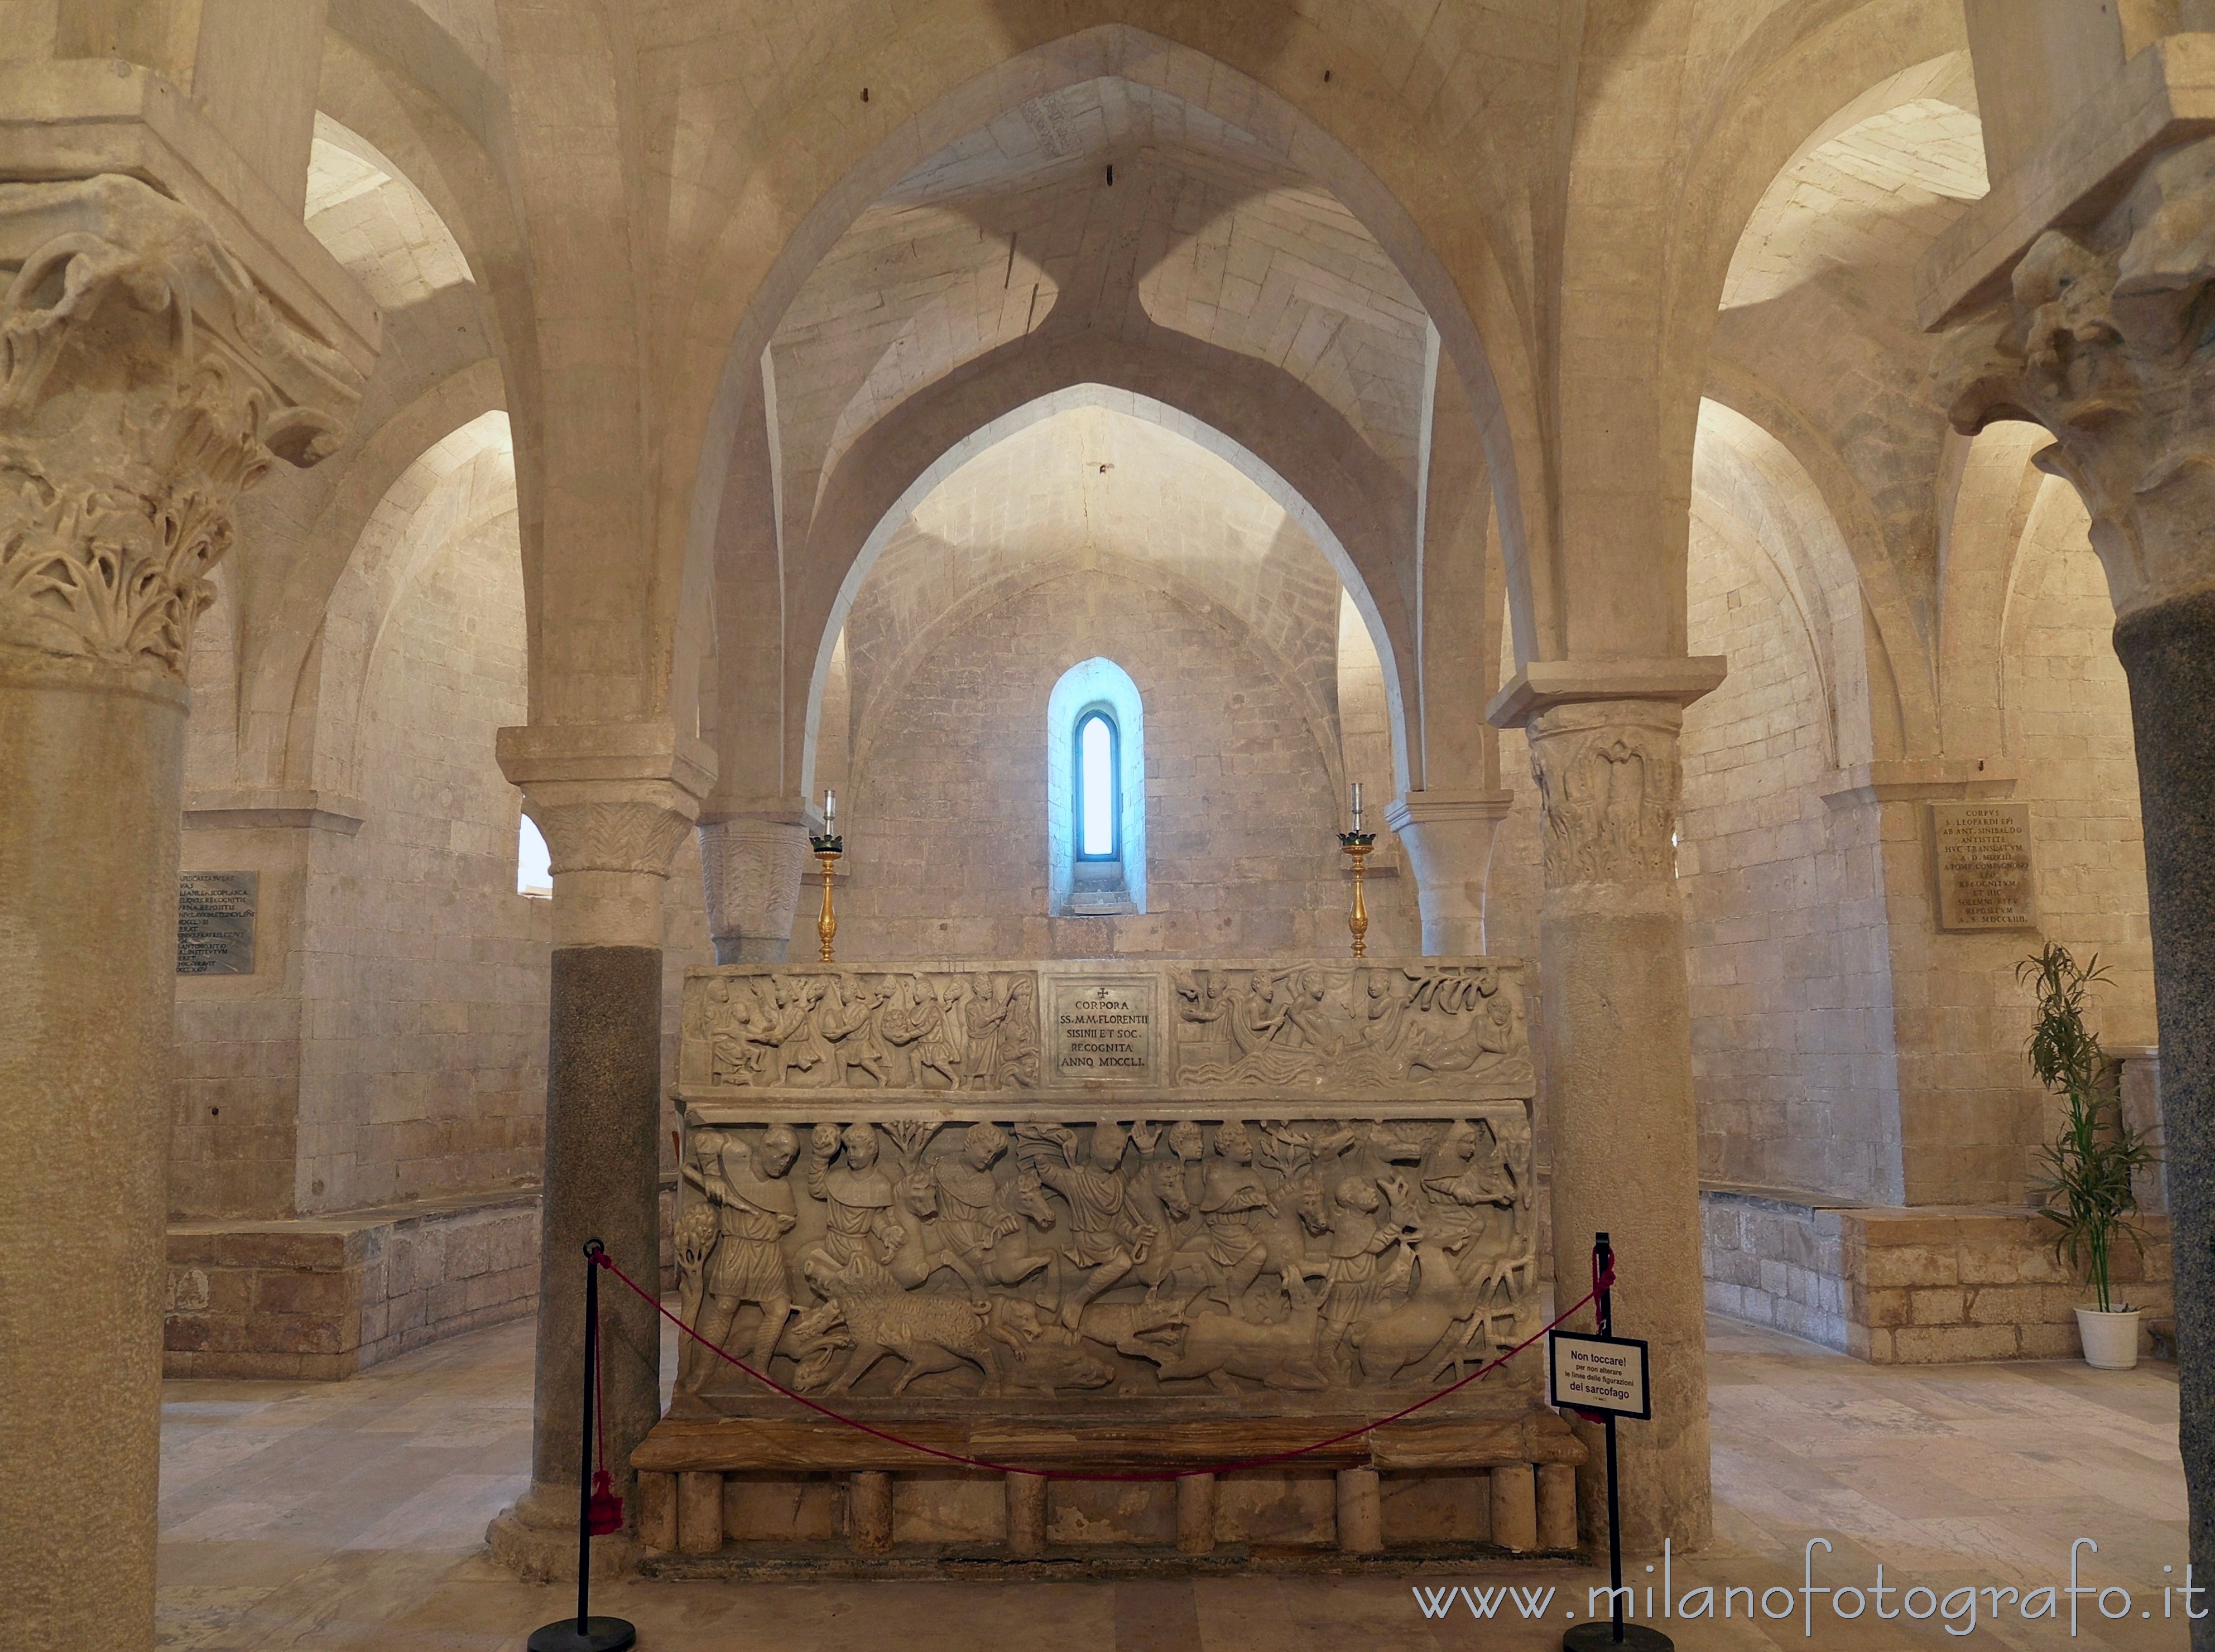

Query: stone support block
[700,815,810,964]
[678,1470,723,1555]
[164,1192,540,1379]
[1537,1463,1579,1550]
[1704,1191,2174,1364]
[1491,1463,1538,1553]
[1386,789,1512,955]
[636,1471,676,1552]
[851,1471,893,1554]
[1176,1473,1217,1555]
[1006,1473,1047,1558]
[1335,1467,1382,1555]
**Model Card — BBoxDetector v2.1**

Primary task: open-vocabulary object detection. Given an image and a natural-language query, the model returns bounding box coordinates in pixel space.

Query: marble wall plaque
[1049,974,1161,1083]
[177,871,258,975]
[1932,802,2038,931]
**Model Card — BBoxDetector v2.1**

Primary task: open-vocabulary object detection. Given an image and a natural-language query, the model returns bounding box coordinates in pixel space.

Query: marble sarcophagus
[633,959,1581,1571]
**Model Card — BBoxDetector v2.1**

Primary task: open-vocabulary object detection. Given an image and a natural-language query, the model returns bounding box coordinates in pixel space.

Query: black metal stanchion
[1559,1233,1672,1652]
[528,1240,637,1652]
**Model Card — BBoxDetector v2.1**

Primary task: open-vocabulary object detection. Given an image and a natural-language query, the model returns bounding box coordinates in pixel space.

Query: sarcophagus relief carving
[679,959,1533,1102]
[674,961,1539,1415]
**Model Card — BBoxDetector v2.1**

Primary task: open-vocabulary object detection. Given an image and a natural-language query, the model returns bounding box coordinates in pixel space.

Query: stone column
[1386,789,1515,954]
[0,177,362,1650]
[699,812,810,963]
[487,729,711,1580]
[1489,664,1722,1554]
[1938,132,2215,1640]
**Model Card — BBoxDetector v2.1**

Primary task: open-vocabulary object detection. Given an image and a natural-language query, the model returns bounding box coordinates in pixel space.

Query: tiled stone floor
[158,1316,2192,1649]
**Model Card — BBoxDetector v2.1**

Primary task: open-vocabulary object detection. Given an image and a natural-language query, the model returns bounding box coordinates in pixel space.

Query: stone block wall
[1678,498,1904,1205]
[1702,1187,2174,1364]
[165,1191,540,1379]
[1700,1188,1849,1350]
[174,483,554,1221]
[1842,1206,2171,1364]
[811,406,1416,960]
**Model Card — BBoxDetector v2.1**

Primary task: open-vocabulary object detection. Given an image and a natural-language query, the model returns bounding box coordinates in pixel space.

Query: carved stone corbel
[0,174,363,679]
[700,815,811,962]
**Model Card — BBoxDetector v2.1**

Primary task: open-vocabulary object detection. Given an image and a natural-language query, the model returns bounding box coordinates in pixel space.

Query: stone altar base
[1702,1187,2175,1363]
[631,1403,1583,1573]
[165,1189,540,1379]
[654,959,1567,1567]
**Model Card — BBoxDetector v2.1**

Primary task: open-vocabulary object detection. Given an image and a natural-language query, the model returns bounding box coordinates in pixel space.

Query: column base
[488,1484,638,1583]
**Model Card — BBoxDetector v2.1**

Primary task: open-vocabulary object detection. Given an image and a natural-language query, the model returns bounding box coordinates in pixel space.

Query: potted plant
[2019,944,2158,1370]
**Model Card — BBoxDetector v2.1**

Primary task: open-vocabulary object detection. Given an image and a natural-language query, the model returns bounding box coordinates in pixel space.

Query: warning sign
[1549,1331,1650,1419]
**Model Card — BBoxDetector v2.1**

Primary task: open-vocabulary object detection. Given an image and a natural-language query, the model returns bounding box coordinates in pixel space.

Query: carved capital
[0,175,363,678]
[1525,701,1683,890]
[1940,136,2215,619]
[530,799,695,879]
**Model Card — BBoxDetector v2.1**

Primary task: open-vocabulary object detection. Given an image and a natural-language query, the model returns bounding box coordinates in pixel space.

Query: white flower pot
[2075,1306,2142,1370]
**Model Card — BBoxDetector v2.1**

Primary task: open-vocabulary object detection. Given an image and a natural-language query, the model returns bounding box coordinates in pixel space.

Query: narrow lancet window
[1078,710,1118,858]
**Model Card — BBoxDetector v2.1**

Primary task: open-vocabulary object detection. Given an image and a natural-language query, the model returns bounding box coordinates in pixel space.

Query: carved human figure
[1281,967,1346,1057]
[1174,968,1235,1070]
[1220,974,1317,1084]
[960,976,1012,1088]
[931,1123,1026,1272]
[1029,1121,1154,1330]
[819,977,891,1087]
[1424,1119,1519,1245]
[765,977,829,1086]
[807,1122,896,1268]
[1306,1175,1410,1377]
[1188,1120,1276,1319]
[680,1126,800,1390]
[996,975,1041,1087]
[915,977,971,1089]
[707,978,780,1086]
[872,976,941,1087]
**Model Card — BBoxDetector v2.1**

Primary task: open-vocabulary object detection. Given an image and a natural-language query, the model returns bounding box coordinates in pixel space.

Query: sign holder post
[527,1241,636,1652]
[1555,1232,1673,1652]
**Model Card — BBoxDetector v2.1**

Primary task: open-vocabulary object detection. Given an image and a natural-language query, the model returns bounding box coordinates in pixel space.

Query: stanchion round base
[1561,1621,1674,1651]
[526,1617,636,1651]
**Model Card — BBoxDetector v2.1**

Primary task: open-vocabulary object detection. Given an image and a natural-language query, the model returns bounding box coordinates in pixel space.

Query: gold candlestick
[1339,830,1375,958]
[811,835,842,962]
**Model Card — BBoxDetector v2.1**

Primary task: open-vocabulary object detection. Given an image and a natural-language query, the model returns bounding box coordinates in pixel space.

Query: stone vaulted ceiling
[766,76,1434,561]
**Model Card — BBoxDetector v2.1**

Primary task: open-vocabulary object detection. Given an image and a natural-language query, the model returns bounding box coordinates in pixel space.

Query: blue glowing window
[1076,711,1118,859]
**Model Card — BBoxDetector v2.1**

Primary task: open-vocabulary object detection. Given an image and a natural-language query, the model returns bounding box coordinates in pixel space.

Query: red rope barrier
[594,1251,1602,1482]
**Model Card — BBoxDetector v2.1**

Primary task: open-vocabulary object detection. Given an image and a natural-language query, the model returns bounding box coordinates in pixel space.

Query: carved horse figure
[1125,1155,1193,1295]
[974,1170,1061,1297]
[1351,1234,1482,1385]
